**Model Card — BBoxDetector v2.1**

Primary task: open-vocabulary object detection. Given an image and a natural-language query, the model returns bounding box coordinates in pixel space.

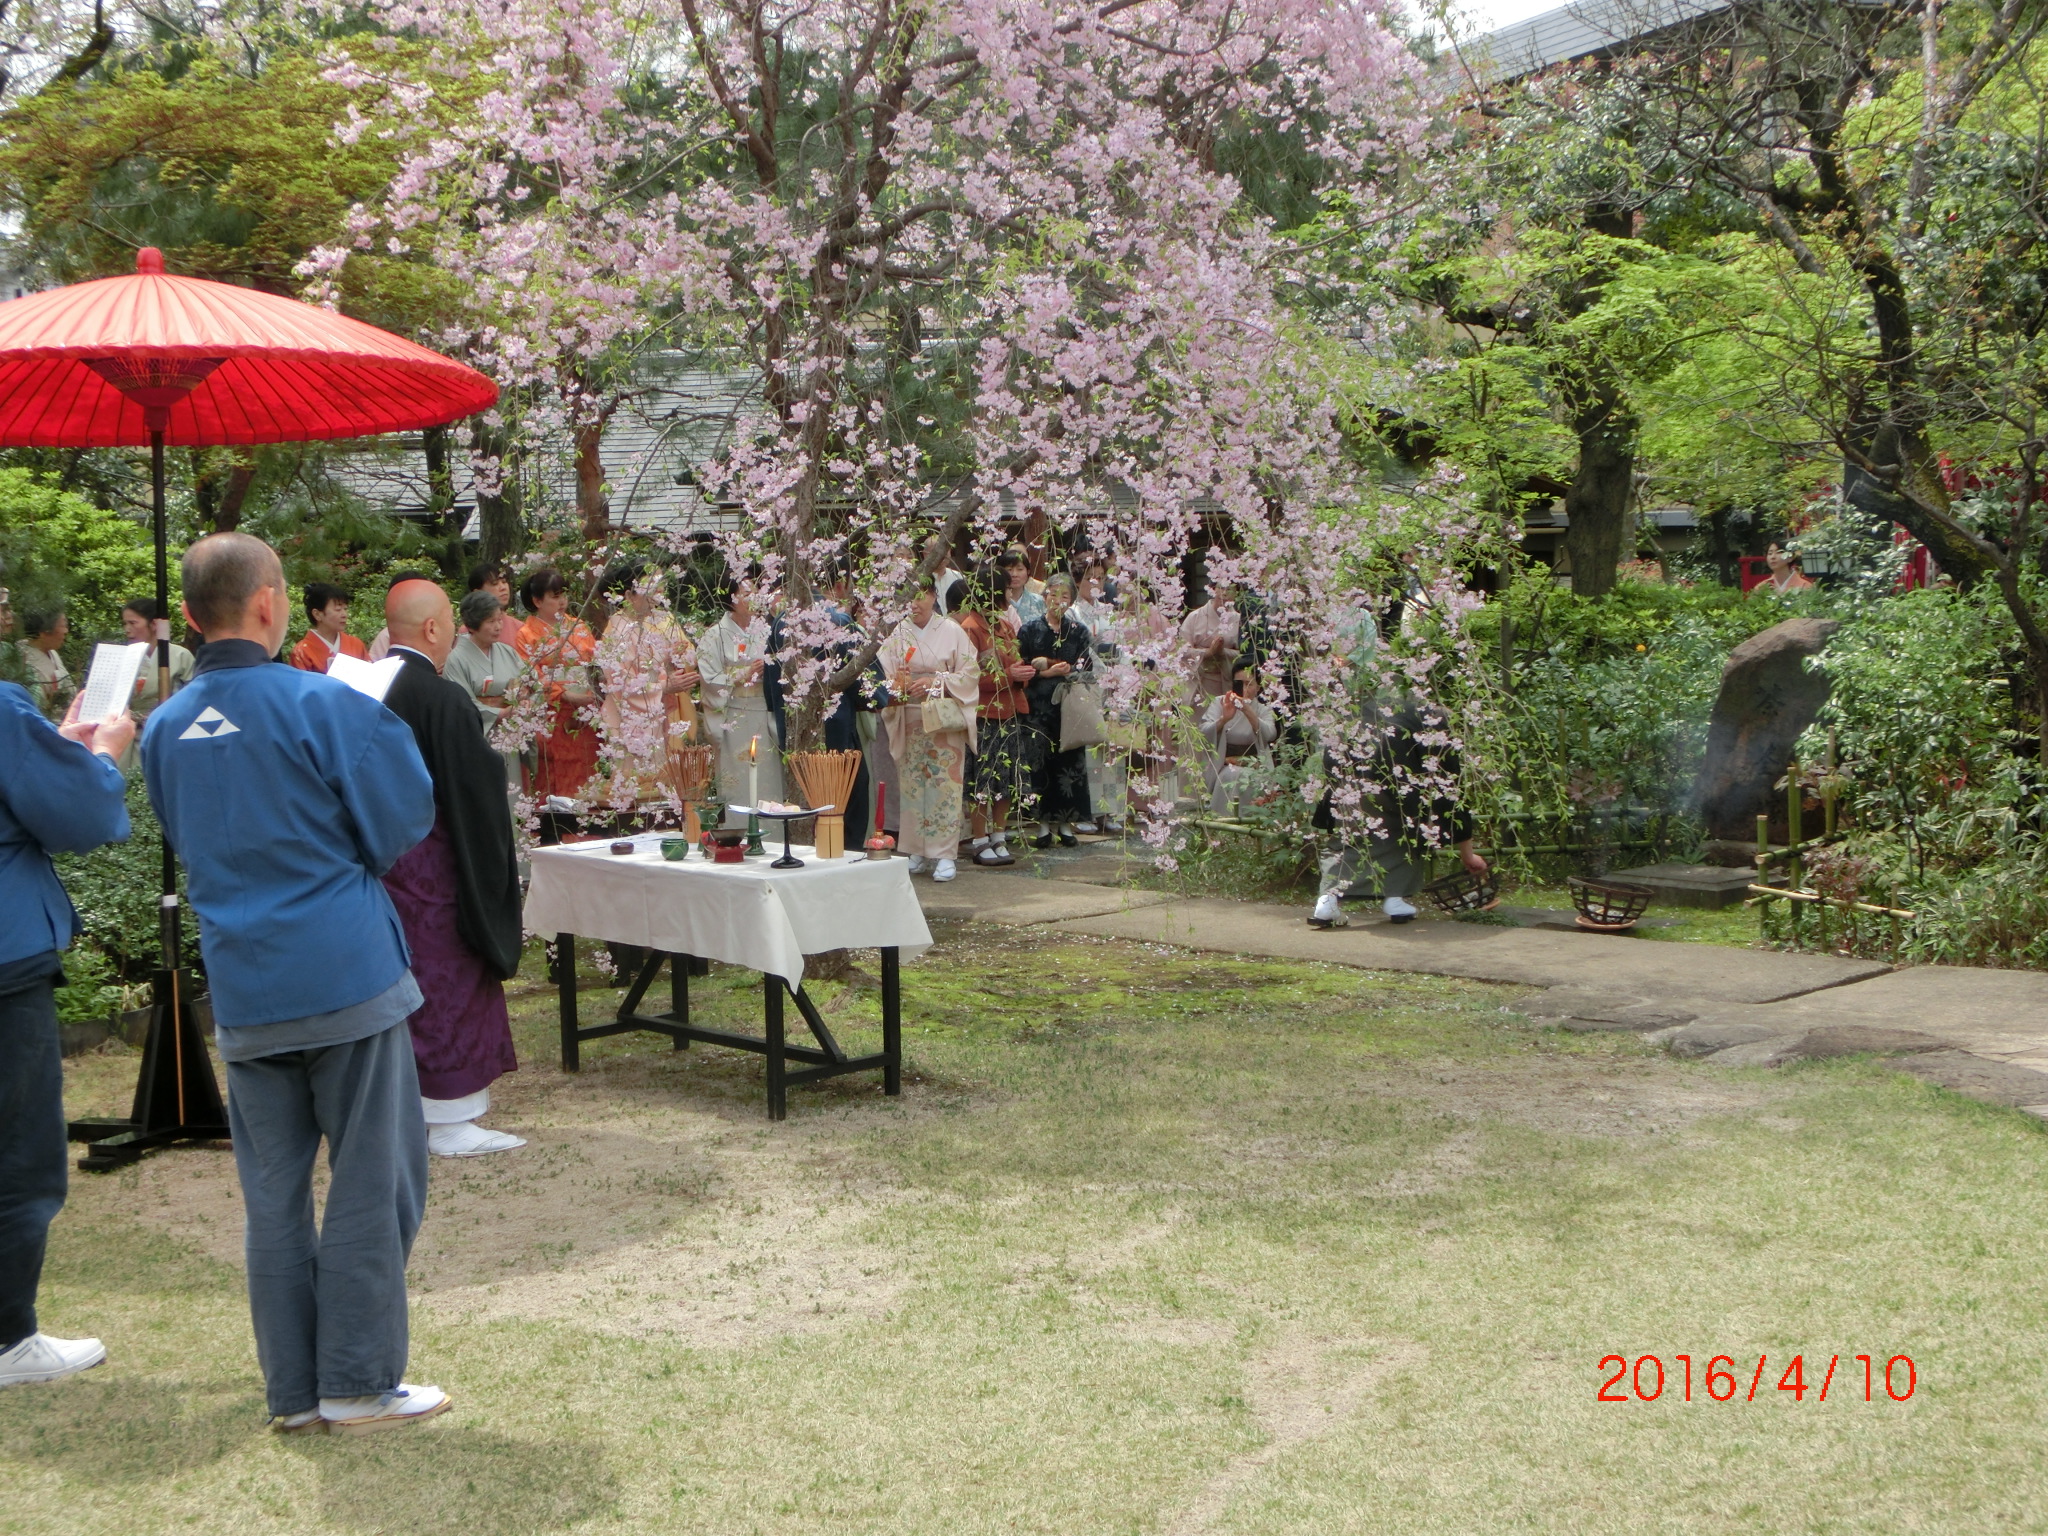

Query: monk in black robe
[381,579,526,1157]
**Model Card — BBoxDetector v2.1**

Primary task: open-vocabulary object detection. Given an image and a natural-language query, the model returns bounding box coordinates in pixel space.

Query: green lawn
[8,923,2046,1533]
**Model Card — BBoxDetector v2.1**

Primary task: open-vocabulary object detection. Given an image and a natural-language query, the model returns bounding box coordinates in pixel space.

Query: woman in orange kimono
[511,568,600,803]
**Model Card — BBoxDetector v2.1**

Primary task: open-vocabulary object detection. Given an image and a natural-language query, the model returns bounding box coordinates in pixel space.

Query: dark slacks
[0,954,66,1352]
[225,1021,427,1415]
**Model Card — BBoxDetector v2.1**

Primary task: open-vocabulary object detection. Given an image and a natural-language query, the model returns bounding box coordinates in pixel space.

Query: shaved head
[386,578,456,669]
[183,533,284,636]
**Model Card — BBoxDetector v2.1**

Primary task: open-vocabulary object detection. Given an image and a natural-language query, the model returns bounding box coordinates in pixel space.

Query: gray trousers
[1318,836,1424,901]
[225,1022,428,1415]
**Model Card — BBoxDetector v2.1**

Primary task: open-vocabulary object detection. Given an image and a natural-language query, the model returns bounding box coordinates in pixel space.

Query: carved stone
[1691,616,1838,847]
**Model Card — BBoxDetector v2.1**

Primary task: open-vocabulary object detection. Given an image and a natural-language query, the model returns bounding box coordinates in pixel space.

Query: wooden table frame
[554,935,901,1120]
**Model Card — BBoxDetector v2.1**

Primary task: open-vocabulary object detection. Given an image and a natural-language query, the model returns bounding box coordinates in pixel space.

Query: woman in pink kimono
[596,568,699,809]
[876,577,979,881]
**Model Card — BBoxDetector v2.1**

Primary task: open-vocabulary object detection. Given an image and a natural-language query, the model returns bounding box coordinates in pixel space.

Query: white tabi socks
[422,1089,526,1157]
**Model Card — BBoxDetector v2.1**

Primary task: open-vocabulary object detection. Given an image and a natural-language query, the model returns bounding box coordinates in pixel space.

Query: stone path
[915,845,2048,1120]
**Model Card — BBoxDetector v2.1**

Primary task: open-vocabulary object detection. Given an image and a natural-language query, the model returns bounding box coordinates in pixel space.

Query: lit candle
[748,734,759,809]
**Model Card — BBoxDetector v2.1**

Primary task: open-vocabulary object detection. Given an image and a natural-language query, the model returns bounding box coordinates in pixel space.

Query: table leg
[881,946,902,1097]
[764,973,787,1121]
[557,933,580,1073]
[671,954,690,1048]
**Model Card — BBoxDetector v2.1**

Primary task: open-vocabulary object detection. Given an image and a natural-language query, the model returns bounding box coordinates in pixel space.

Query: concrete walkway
[916,846,2048,1118]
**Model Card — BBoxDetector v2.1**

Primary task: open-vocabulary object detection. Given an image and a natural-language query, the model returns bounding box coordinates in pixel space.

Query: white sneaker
[907,855,931,875]
[933,858,957,882]
[1383,895,1419,924]
[0,1332,106,1387]
[427,1122,527,1158]
[1307,893,1349,930]
[320,1383,452,1434]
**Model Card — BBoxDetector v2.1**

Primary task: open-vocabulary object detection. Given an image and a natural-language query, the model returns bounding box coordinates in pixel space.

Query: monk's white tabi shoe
[428,1122,527,1158]
[1307,893,1349,930]
[1383,896,1419,924]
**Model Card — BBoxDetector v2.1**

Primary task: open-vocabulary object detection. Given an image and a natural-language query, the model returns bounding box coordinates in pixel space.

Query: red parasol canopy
[0,248,496,445]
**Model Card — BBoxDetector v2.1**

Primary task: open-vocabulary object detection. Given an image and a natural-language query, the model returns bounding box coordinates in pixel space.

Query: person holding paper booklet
[0,682,133,1389]
[145,533,452,1435]
[121,599,195,719]
[379,579,525,1158]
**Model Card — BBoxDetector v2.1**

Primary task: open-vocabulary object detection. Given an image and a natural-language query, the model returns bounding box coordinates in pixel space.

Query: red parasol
[0,247,496,444]
[0,248,498,1169]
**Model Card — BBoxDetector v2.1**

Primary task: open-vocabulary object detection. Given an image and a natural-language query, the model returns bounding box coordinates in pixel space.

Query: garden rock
[1691,616,1839,846]
[1778,1025,1948,1060]
[1660,1021,1782,1058]
[1523,986,1697,1030]
[1521,986,1647,1022]
[1887,1051,2048,1108]
[1704,1037,1799,1067]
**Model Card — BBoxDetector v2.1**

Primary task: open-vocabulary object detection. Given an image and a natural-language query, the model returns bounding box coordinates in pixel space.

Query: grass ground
[10,923,2048,1534]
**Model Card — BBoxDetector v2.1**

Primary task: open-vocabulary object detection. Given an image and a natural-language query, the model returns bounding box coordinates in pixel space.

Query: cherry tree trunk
[575,422,609,543]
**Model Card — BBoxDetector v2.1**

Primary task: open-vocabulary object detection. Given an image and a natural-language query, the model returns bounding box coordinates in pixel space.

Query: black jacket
[382,648,525,978]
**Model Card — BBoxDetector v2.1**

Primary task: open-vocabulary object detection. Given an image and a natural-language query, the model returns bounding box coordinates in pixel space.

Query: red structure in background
[1895,529,1933,591]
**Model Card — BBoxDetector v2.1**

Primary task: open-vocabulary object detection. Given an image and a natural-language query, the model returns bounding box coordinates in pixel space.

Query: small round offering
[609,840,636,856]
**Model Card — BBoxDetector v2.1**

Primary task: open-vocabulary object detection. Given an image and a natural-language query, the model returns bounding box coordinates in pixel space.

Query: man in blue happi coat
[143,532,451,1436]
[0,686,134,1389]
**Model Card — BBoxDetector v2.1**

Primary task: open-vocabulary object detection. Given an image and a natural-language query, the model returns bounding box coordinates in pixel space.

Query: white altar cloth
[523,834,932,987]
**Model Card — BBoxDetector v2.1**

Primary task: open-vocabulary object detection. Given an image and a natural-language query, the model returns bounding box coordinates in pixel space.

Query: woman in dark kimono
[1016,572,1094,846]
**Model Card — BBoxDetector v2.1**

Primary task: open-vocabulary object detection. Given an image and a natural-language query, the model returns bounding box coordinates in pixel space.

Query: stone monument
[1691,616,1838,865]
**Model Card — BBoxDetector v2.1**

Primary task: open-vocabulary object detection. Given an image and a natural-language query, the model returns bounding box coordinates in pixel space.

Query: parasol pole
[149,422,179,974]
[148,418,186,1124]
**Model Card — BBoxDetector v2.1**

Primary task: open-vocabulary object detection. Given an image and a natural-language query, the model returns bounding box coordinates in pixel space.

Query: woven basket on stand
[1422,867,1503,916]
[1567,875,1655,932]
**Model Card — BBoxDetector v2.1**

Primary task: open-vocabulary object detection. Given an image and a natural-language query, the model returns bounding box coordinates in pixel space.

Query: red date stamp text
[1597,1354,1916,1403]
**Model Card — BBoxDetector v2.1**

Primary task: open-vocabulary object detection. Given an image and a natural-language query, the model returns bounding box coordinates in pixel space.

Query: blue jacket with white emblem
[142,640,436,1028]
[0,681,131,968]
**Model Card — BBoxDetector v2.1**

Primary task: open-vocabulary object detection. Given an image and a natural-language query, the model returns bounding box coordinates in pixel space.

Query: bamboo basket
[788,750,862,861]
[669,743,718,842]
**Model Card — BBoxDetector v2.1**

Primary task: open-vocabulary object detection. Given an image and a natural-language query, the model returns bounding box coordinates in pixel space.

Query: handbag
[1057,675,1107,752]
[921,692,970,733]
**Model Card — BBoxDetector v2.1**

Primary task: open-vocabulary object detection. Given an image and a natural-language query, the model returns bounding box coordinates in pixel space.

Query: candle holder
[745,812,765,856]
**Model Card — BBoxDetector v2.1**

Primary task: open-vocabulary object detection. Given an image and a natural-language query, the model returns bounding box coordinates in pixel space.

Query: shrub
[0,467,159,644]
[52,939,128,1024]
[1800,582,2036,852]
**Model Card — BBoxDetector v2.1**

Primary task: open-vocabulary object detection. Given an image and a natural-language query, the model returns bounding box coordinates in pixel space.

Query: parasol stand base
[66,967,229,1172]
